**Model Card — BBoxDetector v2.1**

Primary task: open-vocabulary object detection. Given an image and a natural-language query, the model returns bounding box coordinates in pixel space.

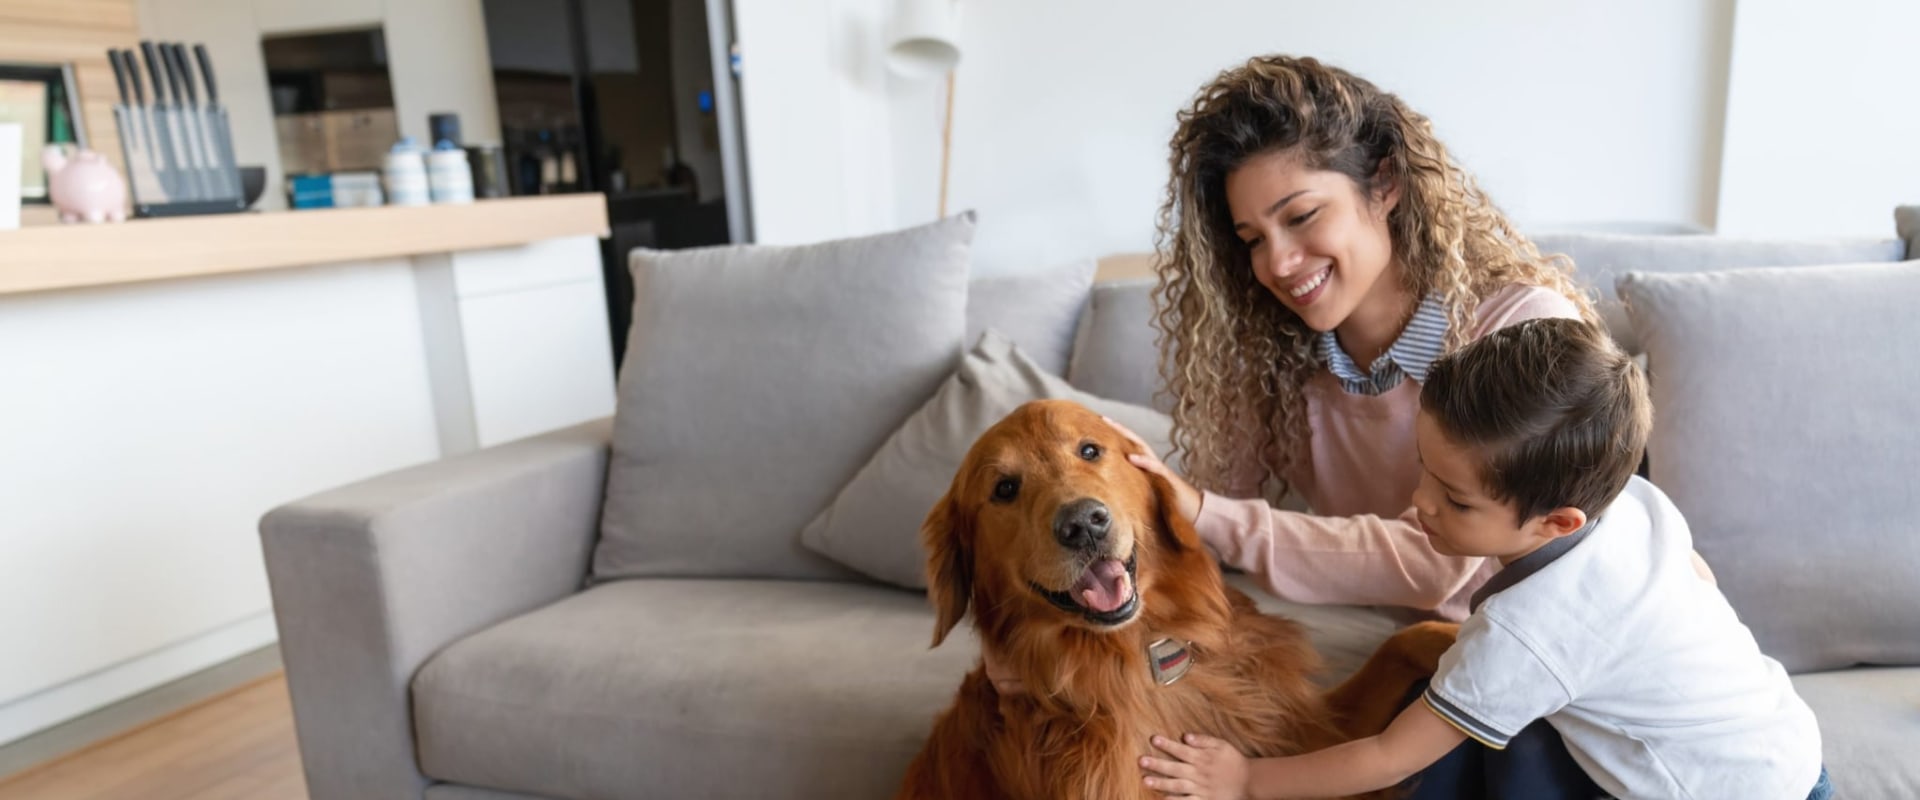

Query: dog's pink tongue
[1074,559,1131,613]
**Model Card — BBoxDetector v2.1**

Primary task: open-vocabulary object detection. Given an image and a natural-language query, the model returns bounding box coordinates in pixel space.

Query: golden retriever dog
[898,399,1455,800]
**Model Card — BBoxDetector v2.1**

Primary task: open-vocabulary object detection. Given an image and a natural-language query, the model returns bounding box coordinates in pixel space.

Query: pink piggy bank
[42,146,128,223]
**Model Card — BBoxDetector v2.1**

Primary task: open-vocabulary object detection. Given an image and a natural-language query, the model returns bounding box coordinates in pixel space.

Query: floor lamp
[887,0,961,219]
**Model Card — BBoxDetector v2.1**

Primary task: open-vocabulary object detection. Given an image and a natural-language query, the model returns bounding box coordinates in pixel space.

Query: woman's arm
[1195,493,1487,615]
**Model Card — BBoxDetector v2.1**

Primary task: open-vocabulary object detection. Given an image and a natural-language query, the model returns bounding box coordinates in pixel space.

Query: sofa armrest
[260,418,612,800]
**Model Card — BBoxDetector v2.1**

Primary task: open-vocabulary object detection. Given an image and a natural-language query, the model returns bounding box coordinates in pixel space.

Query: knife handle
[108,48,131,105]
[140,41,169,105]
[120,50,147,105]
[166,43,198,107]
[193,43,220,105]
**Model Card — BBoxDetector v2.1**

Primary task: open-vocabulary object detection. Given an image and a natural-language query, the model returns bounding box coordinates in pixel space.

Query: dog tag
[1147,637,1193,686]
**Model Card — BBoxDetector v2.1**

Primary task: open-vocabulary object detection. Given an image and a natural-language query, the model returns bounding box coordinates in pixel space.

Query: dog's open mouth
[1031,553,1139,626]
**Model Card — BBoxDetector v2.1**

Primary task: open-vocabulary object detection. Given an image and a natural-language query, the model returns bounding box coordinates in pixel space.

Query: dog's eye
[1079,442,1101,461]
[992,478,1020,502]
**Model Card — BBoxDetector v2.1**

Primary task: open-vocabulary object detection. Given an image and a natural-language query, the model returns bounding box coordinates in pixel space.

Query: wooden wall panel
[0,0,141,179]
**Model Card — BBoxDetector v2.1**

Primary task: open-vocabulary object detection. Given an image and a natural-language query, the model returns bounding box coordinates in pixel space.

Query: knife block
[116,104,247,218]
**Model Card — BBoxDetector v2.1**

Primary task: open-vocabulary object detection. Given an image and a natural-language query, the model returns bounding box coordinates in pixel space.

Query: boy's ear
[1538,506,1588,539]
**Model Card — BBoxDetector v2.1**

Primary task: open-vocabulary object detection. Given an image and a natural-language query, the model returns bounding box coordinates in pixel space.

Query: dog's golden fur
[899,400,1454,800]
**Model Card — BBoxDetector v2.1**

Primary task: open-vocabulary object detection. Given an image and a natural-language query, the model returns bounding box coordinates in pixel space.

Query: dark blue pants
[1398,681,1603,799]
[1401,717,1603,799]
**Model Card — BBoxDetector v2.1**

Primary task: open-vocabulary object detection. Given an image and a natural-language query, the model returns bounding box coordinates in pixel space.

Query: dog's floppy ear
[922,491,974,648]
[1147,471,1203,554]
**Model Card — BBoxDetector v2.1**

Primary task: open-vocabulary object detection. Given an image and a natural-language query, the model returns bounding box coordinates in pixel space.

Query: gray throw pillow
[800,330,1173,588]
[965,258,1096,377]
[1620,261,1920,672]
[1897,206,1919,259]
[1066,279,1169,413]
[593,213,976,582]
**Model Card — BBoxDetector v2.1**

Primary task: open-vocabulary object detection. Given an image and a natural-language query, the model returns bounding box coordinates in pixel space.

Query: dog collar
[1147,637,1193,686]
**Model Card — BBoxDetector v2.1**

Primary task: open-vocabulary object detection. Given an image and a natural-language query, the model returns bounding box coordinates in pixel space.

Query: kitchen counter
[0,194,609,296]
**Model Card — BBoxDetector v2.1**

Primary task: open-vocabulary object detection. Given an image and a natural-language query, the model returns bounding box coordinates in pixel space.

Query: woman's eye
[1289,208,1320,226]
[993,478,1020,502]
[1242,237,1264,250]
[1079,443,1101,461]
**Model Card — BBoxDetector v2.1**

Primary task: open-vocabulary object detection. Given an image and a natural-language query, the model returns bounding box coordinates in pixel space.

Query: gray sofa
[264,216,1920,800]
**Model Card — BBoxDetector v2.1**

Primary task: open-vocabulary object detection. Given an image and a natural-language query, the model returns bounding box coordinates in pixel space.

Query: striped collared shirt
[1317,295,1449,395]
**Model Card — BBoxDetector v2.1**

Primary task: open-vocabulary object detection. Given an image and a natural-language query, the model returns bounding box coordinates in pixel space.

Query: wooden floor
[0,674,307,800]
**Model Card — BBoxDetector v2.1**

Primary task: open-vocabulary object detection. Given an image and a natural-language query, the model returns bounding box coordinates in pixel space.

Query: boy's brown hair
[1420,317,1651,524]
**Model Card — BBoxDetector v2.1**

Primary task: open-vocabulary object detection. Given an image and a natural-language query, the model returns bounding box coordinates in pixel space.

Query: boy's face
[1413,410,1585,566]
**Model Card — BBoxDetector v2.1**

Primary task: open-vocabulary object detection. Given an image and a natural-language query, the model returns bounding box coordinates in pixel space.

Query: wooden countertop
[0,194,610,297]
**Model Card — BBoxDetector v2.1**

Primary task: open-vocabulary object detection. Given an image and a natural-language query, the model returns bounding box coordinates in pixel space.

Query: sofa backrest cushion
[594,213,976,582]
[1621,260,1920,672]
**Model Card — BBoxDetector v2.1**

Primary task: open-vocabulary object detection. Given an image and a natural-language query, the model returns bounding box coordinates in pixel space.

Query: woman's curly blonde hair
[1154,55,1597,503]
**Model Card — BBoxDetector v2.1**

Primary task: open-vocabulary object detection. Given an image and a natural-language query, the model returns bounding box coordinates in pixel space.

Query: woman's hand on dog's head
[1102,416,1203,526]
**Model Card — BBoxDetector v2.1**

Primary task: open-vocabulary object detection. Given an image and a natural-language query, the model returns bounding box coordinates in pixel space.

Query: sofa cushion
[1532,232,1904,355]
[1620,262,1920,672]
[413,579,982,800]
[800,330,1172,589]
[424,787,551,800]
[411,576,1403,800]
[966,258,1096,377]
[1066,278,1167,412]
[593,214,975,582]
[1791,668,1920,800]
[1897,206,1920,259]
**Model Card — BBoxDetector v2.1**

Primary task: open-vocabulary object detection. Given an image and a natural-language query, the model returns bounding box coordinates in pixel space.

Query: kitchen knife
[165,43,209,198]
[139,41,183,199]
[191,43,241,198]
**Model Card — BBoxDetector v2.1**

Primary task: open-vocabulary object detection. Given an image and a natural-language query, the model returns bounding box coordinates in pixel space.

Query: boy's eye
[1447,497,1470,511]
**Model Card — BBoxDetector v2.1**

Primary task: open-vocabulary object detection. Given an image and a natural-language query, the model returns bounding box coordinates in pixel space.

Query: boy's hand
[1141,733,1249,799]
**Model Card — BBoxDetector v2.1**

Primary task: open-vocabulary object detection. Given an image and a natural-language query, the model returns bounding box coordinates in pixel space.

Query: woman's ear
[922,493,974,648]
[1372,158,1402,214]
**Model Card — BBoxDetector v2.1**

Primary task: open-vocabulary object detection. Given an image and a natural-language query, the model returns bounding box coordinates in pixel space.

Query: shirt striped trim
[1317,295,1450,396]
[1422,689,1513,751]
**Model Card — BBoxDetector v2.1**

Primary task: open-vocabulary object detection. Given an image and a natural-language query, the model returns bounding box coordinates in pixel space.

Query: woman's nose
[1255,241,1303,283]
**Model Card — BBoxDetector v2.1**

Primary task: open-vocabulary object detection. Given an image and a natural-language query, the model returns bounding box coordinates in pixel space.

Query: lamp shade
[888,0,960,79]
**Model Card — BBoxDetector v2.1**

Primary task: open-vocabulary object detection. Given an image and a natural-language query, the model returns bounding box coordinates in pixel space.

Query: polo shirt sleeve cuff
[1423,687,1515,750]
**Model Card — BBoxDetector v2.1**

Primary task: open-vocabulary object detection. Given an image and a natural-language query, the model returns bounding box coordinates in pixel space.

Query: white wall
[385,0,504,146]
[1715,0,1920,237]
[895,0,1738,274]
[739,0,1919,273]
[732,0,894,244]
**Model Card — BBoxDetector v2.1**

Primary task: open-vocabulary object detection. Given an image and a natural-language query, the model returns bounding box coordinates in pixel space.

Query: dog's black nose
[1053,498,1111,551]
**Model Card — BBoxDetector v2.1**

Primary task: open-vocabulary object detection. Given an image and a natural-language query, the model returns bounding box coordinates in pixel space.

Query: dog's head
[922,399,1205,646]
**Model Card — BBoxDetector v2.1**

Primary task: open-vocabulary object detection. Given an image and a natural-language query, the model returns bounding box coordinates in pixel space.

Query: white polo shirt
[1422,477,1823,800]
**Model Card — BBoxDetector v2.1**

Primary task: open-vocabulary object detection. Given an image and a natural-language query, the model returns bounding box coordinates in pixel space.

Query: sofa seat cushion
[1791,668,1920,799]
[413,579,981,799]
[412,575,1406,799]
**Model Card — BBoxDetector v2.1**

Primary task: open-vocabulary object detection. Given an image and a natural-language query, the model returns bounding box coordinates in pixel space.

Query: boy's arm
[1690,550,1717,584]
[1243,703,1467,799]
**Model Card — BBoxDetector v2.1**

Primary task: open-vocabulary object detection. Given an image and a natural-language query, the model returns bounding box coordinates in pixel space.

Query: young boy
[1140,318,1828,800]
